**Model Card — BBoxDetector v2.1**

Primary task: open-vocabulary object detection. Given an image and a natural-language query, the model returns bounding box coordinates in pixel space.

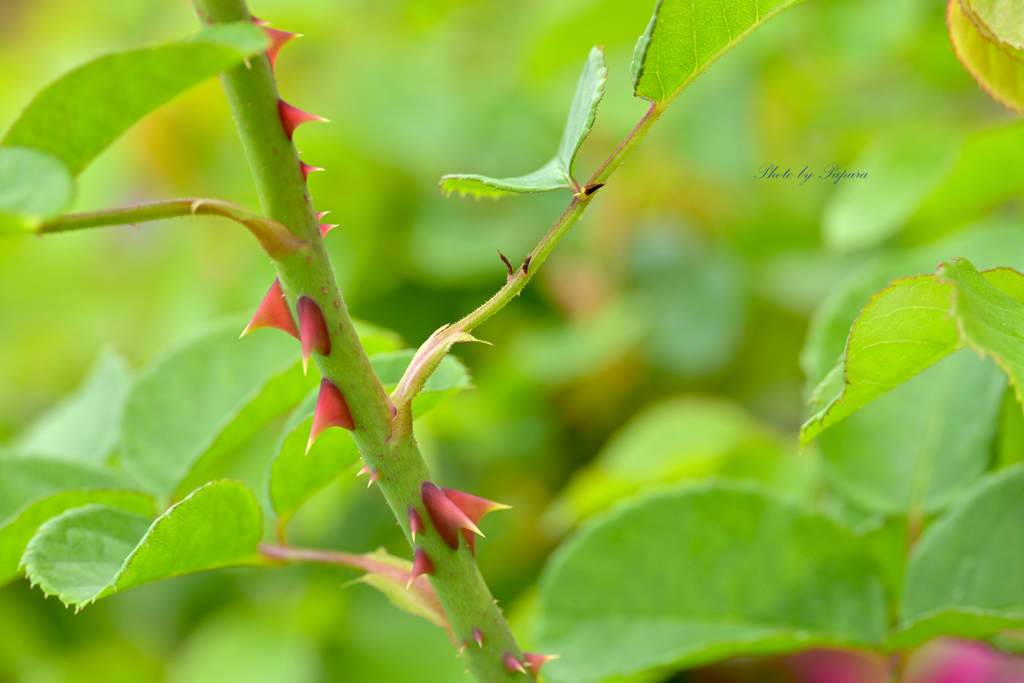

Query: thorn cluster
[420,482,509,552]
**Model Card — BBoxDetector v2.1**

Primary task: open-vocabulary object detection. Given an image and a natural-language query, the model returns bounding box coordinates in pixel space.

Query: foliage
[4,0,1024,681]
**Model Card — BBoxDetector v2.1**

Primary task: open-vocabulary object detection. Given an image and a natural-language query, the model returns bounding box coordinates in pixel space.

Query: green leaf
[891,466,1024,649]
[535,483,888,683]
[631,0,804,105]
[966,0,1024,50]
[0,458,125,524]
[370,349,473,417]
[802,260,1024,444]
[0,489,154,585]
[821,133,958,253]
[120,317,316,498]
[542,397,814,534]
[802,219,1024,390]
[948,0,1024,114]
[819,350,1005,517]
[14,348,132,466]
[439,46,607,197]
[942,261,1024,399]
[267,389,360,524]
[21,480,264,607]
[2,23,267,175]
[0,147,74,233]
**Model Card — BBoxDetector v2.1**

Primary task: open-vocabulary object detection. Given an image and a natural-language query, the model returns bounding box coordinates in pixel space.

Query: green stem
[38,199,259,233]
[191,1,524,679]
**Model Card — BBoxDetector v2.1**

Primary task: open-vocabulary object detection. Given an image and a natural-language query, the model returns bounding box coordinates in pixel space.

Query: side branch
[39,198,301,258]
[393,102,667,414]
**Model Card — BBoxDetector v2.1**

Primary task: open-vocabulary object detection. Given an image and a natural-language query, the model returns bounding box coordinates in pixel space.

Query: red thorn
[472,627,484,648]
[421,482,482,550]
[408,507,425,541]
[358,463,371,477]
[407,548,434,589]
[264,28,300,68]
[440,488,511,526]
[525,653,558,675]
[240,278,299,340]
[367,469,379,488]
[306,379,354,453]
[503,653,527,674]
[251,15,270,26]
[300,161,324,182]
[297,296,331,374]
[317,210,331,220]
[278,100,329,140]
[320,223,338,237]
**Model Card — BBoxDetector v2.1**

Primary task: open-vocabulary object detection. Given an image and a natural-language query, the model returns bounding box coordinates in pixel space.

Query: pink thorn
[264,28,300,69]
[300,161,324,182]
[421,482,482,550]
[317,211,331,220]
[472,627,484,648]
[240,278,299,340]
[358,463,371,477]
[407,548,434,589]
[250,15,270,26]
[320,223,338,237]
[297,296,331,374]
[367,469,379,488]
[503,653,527,674]
[306,379,354,453]
[525,653,558,675]
[408,507,425,541]
[441,488,511,526]
[278,100,328,140]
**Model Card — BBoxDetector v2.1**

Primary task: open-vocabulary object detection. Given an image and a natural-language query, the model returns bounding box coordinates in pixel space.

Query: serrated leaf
[543,397,813,534]
[439,46,607,197]
[14,347,132,466]
[121,317,316,498]
[267,389,360,524]
[535,483,888,683]
[0,489,154,585]
[2,22,267,175]
[802,219,1024,390]
[819,350,1005,517]
[0,458,126,524]
[0,147,74,233]
[967,0,1024,50]
[821,133,958,253]
[21,481,264,607]
[802,261,1024,445]
[370,349,472,417]
[890,466,1024,649]
[630,0,804,105]
[948,0,1024,114]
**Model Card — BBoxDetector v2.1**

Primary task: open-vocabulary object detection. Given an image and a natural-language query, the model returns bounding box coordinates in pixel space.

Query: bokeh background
[2,0,1024,681]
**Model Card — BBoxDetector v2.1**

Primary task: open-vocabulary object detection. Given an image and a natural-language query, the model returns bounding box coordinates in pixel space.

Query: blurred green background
[1,0,1022,681]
